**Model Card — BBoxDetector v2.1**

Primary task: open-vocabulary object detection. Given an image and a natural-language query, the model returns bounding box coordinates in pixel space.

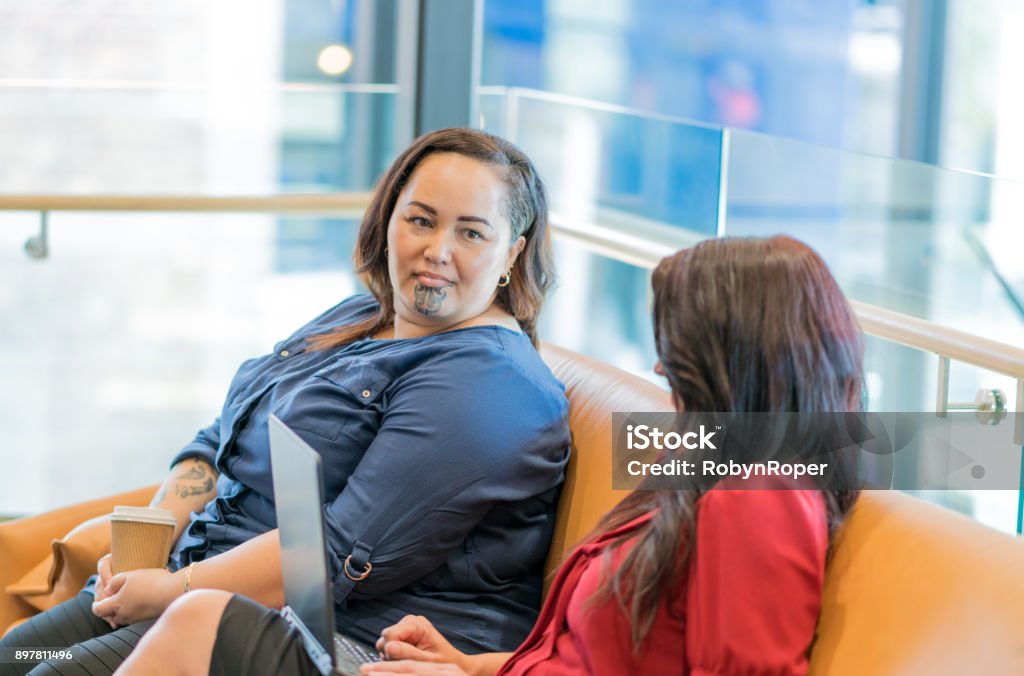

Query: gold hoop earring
[497,270,512,287]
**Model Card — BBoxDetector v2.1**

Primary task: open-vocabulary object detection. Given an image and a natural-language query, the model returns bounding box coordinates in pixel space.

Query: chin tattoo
[413,283,448,315]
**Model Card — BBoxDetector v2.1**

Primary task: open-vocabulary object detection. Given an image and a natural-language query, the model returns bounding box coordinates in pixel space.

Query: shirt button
[361,389,371,399]
[279,349,290,358]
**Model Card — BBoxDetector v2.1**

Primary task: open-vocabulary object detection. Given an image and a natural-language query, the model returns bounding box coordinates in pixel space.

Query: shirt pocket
[273,360,392,442]
[316,360,391,405]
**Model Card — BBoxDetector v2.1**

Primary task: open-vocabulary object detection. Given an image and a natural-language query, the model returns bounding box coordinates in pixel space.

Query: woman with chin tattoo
[3,128,570,676]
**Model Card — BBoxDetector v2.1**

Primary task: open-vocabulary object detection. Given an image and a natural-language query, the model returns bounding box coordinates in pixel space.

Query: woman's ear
[655,362,685,412]
[507,235,526,269]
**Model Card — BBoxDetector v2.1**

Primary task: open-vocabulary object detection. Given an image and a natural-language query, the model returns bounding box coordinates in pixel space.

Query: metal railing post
[24,210,48,259]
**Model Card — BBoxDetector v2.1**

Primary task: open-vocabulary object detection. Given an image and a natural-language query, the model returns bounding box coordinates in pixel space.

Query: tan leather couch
[3,344,1024,673]
[0,484,157,635]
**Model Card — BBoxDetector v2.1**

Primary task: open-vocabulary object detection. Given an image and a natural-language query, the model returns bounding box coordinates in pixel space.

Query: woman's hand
[91,567,181,627]
[93,554,118,628]
[375,615,468,667]
[361,662,469,675]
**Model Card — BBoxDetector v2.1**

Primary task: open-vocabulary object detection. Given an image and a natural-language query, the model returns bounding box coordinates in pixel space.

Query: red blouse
[497,487,828,675]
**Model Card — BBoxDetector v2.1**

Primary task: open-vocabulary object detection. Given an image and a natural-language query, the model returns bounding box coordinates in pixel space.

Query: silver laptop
[268,414,382,676]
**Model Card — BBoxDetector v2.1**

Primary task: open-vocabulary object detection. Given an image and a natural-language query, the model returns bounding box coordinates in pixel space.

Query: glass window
[483,0,904,155]
[0,1,394,512]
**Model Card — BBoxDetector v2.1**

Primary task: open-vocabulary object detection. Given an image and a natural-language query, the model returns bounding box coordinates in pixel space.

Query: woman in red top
[362,235,864,675]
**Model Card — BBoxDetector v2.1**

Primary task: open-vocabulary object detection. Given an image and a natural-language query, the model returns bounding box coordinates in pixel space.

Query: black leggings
[0,593,156,675]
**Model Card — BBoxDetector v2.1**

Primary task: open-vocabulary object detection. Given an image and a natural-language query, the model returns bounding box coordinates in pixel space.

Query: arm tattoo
[179,463,207,481]
[413,283,447,315]
[175,477,214,498]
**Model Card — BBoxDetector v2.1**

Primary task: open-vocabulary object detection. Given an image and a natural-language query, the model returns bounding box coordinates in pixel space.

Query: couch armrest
[0,484,158,634]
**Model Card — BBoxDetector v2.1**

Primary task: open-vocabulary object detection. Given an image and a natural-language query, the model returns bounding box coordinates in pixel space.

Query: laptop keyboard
[333,634,381,674]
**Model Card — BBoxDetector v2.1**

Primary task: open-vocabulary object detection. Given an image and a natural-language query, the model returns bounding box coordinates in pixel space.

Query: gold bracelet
[183,562,195,593]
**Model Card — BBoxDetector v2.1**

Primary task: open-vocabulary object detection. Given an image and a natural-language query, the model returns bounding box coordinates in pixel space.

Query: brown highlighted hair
[589,236,864,647]
[307,127,554,350]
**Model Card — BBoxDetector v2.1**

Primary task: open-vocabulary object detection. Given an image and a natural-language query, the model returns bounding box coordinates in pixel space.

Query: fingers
[97,556,113,586]
[360,661,465,675]
[362,662,418,675]
[377,615,443,662]
[380,641,436,662]
[106,573,127,596]
[373,614,465,669]
[92,598,120,628]
[92,598,123,629]
[91,574,126,624]
[95,554,114,604]
[97,553,113,579]
[379,615,433,646]
[92,594,114,619]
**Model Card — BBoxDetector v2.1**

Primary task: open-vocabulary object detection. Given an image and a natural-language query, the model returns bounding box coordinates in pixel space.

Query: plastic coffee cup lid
[111,506,176,526]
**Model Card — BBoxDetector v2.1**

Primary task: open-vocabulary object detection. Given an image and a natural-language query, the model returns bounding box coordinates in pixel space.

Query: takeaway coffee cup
[110,506,176,573]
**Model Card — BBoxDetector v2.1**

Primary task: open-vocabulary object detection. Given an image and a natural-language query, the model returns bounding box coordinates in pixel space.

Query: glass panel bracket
[23,210,48,260]
[936,355,1011,431]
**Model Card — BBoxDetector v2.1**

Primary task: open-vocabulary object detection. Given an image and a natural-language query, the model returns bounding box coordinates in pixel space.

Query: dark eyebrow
[406,200,437,215]
[457,216,493,230]
[405,200,493,230]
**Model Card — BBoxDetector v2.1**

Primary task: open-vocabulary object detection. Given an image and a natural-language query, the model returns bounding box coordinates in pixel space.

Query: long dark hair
[590,235,864,647]
[308,127,554,349]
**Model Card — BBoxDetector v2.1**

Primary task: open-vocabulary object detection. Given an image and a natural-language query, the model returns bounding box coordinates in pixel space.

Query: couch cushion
[539,344,673,582]
[5,514,110,612]
[0,484,157,636]
[810,490,1024,674]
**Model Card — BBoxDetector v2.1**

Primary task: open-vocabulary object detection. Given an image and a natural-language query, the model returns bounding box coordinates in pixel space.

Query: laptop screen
[268,414,336,657]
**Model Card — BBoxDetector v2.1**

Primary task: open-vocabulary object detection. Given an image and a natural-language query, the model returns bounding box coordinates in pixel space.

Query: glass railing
[479,87,719,377]
[722,132,1024,529]
[3,84,1022,536]
[1,210,364,513]
[0,81,398,194]
[480,86,1024,534]
[725,129,1024,413]
[481,88,1024,394]
[0,83,396,513]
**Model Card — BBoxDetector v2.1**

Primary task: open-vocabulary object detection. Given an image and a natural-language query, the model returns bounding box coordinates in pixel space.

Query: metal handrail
[3,192,1023,383]
[0,79,399,94]
[0,193,374,213]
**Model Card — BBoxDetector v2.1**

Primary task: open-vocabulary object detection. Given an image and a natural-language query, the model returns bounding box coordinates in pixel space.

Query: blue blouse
[168,294,570,653]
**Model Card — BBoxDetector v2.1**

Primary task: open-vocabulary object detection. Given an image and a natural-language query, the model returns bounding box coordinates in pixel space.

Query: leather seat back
[540,343,673,582]
[810,489,1024,673]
